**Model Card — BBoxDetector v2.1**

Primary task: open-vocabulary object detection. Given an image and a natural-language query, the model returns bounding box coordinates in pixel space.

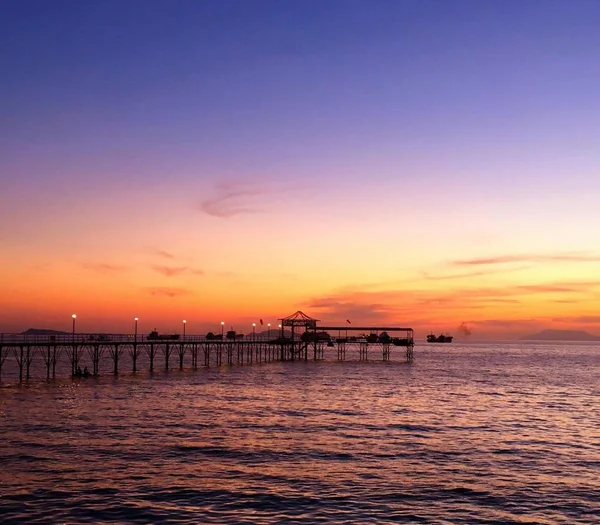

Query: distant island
[519,329,600,341]
[21,328,71,335]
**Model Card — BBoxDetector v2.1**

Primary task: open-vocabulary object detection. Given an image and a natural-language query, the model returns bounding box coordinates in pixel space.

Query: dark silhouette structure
[0,311,414,383]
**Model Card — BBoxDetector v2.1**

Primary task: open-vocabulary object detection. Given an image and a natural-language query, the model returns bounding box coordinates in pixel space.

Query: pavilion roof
[279,310,320,326]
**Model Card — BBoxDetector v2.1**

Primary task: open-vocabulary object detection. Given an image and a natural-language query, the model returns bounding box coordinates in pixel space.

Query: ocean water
[1,342,598,524]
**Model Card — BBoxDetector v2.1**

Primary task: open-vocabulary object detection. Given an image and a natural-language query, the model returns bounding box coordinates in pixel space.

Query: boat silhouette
[427,333,453,343]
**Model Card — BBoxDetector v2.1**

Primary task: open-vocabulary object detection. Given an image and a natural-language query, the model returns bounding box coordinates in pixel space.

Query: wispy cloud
[151,265,204,277]
[307,287,519,318]
[306,297,395,324]
[552,315,600,324]
[467,318,540,328]
[199,179,297,218]
[423,265,530,281]
[146,247,176,259]
[517,281,600,294]
[303,279,600,329]
[424,270,496,281]
[147,287,191,298]
[82,263,128,274]
[452,253,600,266]
[152,265,189,277]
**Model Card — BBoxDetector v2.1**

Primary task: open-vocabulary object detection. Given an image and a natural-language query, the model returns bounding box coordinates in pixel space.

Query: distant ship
[427,333,453,343]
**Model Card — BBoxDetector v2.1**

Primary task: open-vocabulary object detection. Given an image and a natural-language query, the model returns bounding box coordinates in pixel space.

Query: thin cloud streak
[82,263,128,274]
[152,265,188,277]
[517,281,600,294]
[453,253,600,266]
[467,318,541,328]
[423,265,531,281]
[151,265,204,277]
[199,180,301,218]
[147,287,191,298]
[146,247,176,259]
[552,315,600,324]
[200,183,266,218]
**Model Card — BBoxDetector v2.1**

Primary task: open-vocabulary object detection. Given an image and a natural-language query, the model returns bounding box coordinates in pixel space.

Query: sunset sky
[2,0,600,339]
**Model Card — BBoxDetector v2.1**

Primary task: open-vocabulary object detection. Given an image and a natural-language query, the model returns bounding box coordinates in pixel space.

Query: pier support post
[113,344,119,375]
[52,346,57,378]
[192,344,199,369]
[70,344,76,376]
[382,343,390,361]
[131,343,138,373]
[26,346,31,380]
[178,343,185,370]
[17,346,24,382]
[337,342,346,361]
[92,345,100,375]
[201,343,208,367]
[147,344,155,372]
[359,342,368,361]
[46,347,51,379]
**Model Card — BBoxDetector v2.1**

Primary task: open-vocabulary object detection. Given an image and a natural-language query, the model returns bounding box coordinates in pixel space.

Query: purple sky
[2,1,600,337]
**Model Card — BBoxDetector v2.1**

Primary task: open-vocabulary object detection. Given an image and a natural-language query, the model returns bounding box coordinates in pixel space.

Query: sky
[2,0,600,339]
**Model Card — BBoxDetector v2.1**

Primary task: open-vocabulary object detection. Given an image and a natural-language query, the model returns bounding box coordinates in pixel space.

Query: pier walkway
[0,311,414,383]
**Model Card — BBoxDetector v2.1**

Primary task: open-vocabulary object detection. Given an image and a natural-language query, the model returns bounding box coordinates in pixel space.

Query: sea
[0,342,598,524]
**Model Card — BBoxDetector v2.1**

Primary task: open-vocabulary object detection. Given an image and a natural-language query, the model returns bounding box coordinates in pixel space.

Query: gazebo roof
[279,310,319,327]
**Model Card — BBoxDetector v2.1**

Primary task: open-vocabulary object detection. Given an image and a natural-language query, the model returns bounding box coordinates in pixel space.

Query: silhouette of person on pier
[83,367,90,378]
[75,366,82,377]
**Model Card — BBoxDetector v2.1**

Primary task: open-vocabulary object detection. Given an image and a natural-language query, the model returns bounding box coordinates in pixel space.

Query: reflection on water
[1,343,599,524]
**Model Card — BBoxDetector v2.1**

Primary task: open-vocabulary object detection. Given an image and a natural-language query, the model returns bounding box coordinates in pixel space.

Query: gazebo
[278,311,320,360]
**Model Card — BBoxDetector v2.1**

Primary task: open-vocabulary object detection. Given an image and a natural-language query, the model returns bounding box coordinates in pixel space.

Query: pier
[0,311,414,384]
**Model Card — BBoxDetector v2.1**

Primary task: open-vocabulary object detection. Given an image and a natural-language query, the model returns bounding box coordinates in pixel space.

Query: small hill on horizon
[21,328,70,335]
[519,329,600,341]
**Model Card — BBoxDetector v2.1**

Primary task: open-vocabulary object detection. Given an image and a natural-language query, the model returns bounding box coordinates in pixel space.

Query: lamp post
[252,323,256,341]
[183,320,186,339]
[221,321,225,340]
[72,314,77,342]
[267,323,271,339]
[134,317,138,342]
